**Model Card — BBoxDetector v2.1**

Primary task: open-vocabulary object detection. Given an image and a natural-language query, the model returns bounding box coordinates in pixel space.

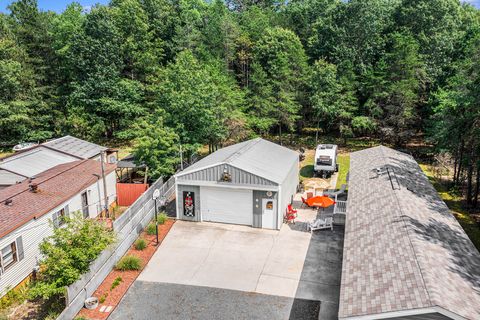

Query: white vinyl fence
[57,176,175,320]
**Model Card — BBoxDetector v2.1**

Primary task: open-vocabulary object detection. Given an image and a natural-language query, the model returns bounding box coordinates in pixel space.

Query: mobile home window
[1,242,18,271]
[53,208,67,228]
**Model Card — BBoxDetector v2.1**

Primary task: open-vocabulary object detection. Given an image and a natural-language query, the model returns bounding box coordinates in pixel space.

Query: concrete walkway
[110,206,344,320]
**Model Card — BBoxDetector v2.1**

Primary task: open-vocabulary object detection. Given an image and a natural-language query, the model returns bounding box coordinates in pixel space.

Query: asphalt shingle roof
[0,160,116,239]
[177,138,298,184]
[339,146,480,320]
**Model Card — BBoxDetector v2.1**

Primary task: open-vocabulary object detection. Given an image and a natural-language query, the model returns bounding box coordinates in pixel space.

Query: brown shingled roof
[0,160,116,239]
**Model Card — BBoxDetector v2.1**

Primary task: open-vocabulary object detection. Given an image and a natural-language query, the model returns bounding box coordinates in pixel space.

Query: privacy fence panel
[57,176,172,320]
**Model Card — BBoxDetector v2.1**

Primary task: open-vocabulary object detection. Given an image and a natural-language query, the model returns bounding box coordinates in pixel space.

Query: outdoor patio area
[110,192,346,320]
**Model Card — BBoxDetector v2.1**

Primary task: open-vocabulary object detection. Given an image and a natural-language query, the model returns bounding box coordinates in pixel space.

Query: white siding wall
[0,171,117,297]
[278,158,300,229]
[82,171,117,218]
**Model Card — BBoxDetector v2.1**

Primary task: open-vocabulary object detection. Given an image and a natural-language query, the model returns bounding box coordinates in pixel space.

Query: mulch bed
[77,219,175,320]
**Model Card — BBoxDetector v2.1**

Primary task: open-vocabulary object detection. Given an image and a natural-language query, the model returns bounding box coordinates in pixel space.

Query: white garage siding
[175,138,299,230]
[200,187,253,226]
[278,158,300,228]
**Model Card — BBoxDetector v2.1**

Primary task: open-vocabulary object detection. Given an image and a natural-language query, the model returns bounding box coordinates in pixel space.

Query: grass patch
[336,154,350,189]
[134,238,147,251]
[115,255,142,271]
[299,150,315,183]
[420,164,480,251]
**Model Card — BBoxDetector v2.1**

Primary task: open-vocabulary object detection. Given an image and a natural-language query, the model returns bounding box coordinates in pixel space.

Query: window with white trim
[0,241,17,271]
[52,205,69,228]
[53,208,66,228]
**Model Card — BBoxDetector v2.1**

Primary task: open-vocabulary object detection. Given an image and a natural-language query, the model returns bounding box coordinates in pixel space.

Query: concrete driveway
[110,208,344,320]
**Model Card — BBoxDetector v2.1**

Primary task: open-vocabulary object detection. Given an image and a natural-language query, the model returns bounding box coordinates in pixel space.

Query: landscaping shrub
[115,255,142,271]
[29,212,115,300]
[0,285,28,310]
[134,238,147,250]
[157,213,168,225]
[110,277,123,291]
[99,293,108,304]
[146,223,157,235]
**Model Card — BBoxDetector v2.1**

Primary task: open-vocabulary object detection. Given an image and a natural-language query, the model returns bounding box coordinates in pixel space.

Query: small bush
[146,223,157,235]
[99,292,108,304]
[157,213,168,225]
[134,238,147,250]
[0,285,29,309]
[110,277,123,291]
[115,255,142,271]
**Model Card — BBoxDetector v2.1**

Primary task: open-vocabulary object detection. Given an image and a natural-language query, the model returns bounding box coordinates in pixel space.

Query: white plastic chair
[308,217,333,232]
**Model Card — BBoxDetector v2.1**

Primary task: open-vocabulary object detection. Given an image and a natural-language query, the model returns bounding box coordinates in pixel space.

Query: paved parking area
[110,207,344,320]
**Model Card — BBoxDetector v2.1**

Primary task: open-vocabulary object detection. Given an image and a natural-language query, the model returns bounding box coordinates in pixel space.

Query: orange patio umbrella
[306,195,336,208]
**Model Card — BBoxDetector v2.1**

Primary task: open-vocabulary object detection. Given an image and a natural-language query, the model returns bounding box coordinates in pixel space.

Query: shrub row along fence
[57,176,175,320]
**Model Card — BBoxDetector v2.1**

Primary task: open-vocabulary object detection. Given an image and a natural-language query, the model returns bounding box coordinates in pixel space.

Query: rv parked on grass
[314,144,338,178]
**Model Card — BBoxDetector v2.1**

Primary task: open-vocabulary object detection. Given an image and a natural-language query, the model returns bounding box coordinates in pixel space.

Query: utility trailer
[314,144,338,178]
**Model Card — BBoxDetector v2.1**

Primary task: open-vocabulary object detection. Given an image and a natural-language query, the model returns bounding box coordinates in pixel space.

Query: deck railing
[334,200,347,215]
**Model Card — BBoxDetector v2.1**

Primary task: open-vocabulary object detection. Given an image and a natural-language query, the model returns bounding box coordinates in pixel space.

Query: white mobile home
[0,160,117,298]
[0,135,116,190]
[175,138,299,230]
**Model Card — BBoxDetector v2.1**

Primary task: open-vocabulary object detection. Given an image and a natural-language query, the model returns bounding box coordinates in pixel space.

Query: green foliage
[146,223,157,235]
[248,27,307,139]
[110,276,123,291]
[99,293,108,304]
[29,212,115,300]
[0,284,29,310]
[157,213,168,225]
[335,154,350,189]
[1,0,479,198]
[115,255,142,271]
[131,116,180,178]
[134,238,147,250]
[152,50,246,149]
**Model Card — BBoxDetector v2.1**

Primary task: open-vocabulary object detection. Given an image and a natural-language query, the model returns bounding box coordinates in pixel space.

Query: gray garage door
[200,187,253,226]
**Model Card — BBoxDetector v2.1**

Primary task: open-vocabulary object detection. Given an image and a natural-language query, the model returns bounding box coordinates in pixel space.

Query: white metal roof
[0,170,25,185]
[0,146,78,178]
[177,138,299,184]
[43,135,107,159]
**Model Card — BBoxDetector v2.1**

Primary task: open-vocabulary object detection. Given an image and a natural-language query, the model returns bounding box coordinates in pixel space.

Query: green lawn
[336,154,350,189]
[299,150,315,183]
[420,164,480,251]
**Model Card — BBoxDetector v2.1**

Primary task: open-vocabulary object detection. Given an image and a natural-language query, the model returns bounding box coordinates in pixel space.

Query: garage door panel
[201,187,253,226]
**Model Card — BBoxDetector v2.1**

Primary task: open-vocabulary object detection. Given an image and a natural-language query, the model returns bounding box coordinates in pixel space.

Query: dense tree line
[0,0,479,207]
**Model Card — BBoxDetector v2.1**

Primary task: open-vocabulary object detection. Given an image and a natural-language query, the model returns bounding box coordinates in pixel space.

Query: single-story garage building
[175,138,299,230]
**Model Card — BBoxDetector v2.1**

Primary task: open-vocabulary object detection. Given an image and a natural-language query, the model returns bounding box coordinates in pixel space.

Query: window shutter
[16,236,24,261]
[64,204,70,217]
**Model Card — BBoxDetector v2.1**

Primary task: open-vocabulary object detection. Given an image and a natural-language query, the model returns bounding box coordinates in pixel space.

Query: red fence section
[116,183,149,206]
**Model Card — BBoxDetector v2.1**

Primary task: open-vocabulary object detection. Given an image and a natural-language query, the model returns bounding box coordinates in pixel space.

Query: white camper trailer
[314,144,338,178]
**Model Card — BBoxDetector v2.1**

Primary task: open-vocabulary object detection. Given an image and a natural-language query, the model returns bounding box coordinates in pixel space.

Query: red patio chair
[287,204,297,215]
[284,210,297,224]
[302,196,314,209]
